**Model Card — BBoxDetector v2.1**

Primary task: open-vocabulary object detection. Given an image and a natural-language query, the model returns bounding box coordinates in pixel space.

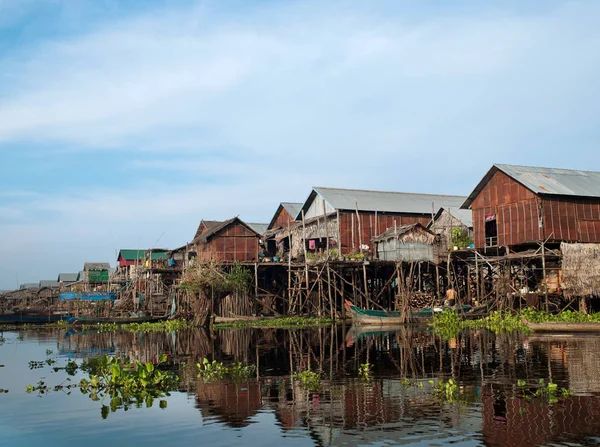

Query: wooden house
[117,249,147,268]
[264,202,302,255]
[83,262,110,283]
[461,164,600,249]
[428,207,473,253]
[292,187,467,257]
[372,223,437,262]
[193,217,261,262]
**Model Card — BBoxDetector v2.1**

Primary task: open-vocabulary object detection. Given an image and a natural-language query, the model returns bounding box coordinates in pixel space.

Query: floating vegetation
[358,363,372,381]
[26,354,178,419]
[196,358,255,382]
[431,309,529,338]
[83,319,194,333]
[516,378,572,405]
[0,388,8,393]
[520,308,600,323]
[293,370,321,391]
[214,317,334,329]
[429,378,461,403]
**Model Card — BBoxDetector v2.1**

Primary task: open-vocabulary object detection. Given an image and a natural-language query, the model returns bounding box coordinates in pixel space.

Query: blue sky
[1,0,599,289]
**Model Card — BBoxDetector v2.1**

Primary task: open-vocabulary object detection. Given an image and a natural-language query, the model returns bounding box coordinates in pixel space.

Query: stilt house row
[461,164,600,249]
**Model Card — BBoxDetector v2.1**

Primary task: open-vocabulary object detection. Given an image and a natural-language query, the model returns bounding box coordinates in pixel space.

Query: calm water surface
[1,325,600,447]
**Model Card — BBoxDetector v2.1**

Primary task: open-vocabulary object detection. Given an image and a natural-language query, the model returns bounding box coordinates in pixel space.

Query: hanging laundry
[308,239,316,250]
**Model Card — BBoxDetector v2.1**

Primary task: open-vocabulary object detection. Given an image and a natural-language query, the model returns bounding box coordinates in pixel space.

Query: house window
[485,215,498,247]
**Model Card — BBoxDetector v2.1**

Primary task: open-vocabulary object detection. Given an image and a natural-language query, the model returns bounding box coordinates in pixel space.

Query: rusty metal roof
[247,222,269,235]
[299,186,467,218]
[462,164,600,208]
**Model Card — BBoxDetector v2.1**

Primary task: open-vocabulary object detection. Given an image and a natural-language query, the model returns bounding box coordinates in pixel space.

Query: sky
[1,0,599,290]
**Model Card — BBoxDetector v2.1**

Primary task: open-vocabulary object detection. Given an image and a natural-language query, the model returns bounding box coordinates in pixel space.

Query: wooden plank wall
[542,196,600,243]
[338,211,430,254]
[471,170,542,248]
[196,223,259,262]
[271,207,294,230]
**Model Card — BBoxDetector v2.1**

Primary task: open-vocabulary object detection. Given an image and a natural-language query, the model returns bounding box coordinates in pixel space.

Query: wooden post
[287,218,292,308]
[542,241,548,312]
[323,199,329,259]
[355,202,363,250]
[302,210,309,313]
[254,262,258,300]
[363,263,369,309]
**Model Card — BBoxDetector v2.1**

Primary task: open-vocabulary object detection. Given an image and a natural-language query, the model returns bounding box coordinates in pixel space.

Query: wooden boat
[67,314,169,325]
[526,321,600,332]
[345,300,474,325]
[0,310,69,325]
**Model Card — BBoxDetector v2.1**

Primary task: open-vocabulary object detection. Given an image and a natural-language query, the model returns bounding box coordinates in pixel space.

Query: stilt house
[193,218,262,262]
[292,187,467,258]
[461,164,600,249]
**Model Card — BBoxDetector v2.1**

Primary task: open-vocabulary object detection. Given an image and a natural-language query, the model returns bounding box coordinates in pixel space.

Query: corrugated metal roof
[281,202,302,218]
[58,273,79,282]
[193,217,261,243]
[267,202,302,230]
[20,283,39,290]
[433,207,473,228]
[39,280,59,288]
[84,262,110,271]
[247,222,269,235]
[118,249,148,261]
[462,164,600,208]
[300,186,467,217]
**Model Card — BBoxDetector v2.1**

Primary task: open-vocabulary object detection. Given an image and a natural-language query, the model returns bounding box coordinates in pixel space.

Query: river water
[1,325,600,447]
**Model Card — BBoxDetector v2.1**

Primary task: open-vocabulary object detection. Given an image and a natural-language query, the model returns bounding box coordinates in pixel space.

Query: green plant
[358,363,372,381]
[515,378,572,405]
[451,227,473,249]
[196,358,256,382]
[429,378,460,403]
[293,370,321,391]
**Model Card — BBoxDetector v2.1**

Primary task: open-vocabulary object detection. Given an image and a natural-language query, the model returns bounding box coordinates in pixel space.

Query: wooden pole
[542,241,548,312]
[355,202,363,250]
[302,210,309,314]
[363,263,369,309]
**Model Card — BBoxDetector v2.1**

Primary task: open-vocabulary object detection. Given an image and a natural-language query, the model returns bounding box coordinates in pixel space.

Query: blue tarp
[59,291,116,301]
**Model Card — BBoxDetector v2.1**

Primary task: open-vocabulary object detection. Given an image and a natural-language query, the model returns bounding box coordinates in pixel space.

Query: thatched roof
[561,242,600,298]
[372,223,436,244]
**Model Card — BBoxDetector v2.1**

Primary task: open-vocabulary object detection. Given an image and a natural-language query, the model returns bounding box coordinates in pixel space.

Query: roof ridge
[495,163,600,174]
[313,186,466,198]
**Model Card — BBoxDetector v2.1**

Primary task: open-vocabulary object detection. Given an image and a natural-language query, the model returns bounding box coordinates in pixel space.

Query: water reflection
[4,325,600,446]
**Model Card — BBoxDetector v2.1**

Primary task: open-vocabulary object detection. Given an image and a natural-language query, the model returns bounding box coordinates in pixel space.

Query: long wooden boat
[526,321,600,332]
[0,311,69,325]
[344,301,474,325]
[67,314,169,325]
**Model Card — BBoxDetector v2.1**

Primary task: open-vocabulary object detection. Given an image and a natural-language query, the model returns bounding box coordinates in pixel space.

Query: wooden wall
[541,196,600,243]
[471,170,542,248]
[338,211,430,254]
[471,170,600,248]
[196,223,259,262]
[271,207,295,230]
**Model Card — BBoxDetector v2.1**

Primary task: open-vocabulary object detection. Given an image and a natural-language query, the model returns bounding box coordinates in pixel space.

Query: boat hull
[0,312,69,325]
[345,301,474,326]
[67,315,169,325]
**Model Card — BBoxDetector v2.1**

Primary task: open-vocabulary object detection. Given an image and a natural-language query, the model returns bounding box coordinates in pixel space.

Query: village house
[461,164,600,249]
[57,273,80,289]
[372,223,437,262]
[192,217,264,262]
[286,186,467,258]
[263,202,302,256]
[428,207,474,254]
